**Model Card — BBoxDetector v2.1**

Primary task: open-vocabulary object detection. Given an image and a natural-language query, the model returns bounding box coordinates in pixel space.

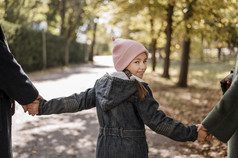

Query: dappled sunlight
[216,71,231,79]
[12,58,113,158]
[158,149,174,157]
[76,134,97,149]
[145,66,181,87]
[11,57,233,158]
[189,69,221,89]
[146,127,203,158]
[180,93,191,100]
[191,70,208,77]
[143,61,230,157]
[13,110,98,158]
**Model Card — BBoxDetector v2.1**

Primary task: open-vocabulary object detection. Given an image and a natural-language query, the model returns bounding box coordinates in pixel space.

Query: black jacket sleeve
[0,28,38,105]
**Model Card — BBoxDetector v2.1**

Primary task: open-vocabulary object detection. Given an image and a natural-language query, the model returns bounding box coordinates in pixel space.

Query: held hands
[196,124,213,142]
[27,98,40,116]
[21,95,42,116]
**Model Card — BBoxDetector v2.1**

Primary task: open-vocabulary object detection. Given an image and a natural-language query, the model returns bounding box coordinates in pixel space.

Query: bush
[0,20,86,72]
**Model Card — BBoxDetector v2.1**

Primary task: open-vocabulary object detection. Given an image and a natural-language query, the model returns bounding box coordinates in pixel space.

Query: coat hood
[95,72,146,111]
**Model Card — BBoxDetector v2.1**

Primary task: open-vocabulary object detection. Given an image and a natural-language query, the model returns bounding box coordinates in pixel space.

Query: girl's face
[126,52,148,79]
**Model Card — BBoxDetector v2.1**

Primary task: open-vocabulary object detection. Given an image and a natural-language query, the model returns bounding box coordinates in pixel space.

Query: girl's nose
[140,63,147,70]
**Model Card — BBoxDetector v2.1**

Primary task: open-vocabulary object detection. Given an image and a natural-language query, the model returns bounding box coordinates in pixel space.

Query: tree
[3,0,47,26]
[47,0,86,66]
[148,0,160,71]
[85,1,103,62]
[108,0,166,71]
[175,0,213,87]
[191,0,238,61]
[175,0,237,87]
[147,0,167,72]
[89,17,99,61]
[162,0,175,78]
[177,0,196,87]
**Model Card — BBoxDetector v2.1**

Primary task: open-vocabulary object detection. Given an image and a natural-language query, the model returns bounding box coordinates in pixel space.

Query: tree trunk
[177,36,191,87]
[162,2,174,78]
[149,14,157,71]
[42,31,47,69]
[60,0,66,36]
[218,47,221,61]
[4,0,8,14]
[177,0,196,87]
[200,34,204,61]
[65,38,70,66]
[151,38,157,71]
[89,18,98,62]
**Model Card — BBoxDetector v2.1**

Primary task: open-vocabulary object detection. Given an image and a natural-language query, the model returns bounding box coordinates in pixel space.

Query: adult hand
[196,124,213,142]
[22,105,28,113]
[27,100,40,116]
[22,95,42,115]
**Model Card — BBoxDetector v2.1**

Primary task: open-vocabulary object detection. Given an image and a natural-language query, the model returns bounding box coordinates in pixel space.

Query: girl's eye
[134,61,139,64]
[143,60,147,63]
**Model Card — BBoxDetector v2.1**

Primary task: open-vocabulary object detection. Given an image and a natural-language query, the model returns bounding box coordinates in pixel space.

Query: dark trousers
[0,92,13,158]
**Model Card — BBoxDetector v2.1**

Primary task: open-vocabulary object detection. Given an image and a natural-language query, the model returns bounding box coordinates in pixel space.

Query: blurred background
[0,0,237,157]
[0,0,237,76]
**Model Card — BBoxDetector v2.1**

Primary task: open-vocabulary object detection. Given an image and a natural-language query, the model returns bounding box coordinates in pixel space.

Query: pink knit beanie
[112,37,149,72]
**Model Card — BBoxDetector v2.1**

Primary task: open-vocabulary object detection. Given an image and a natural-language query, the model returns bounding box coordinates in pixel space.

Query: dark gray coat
[0,25,38,158]
[38,72,197,158]
[202,55,238,158]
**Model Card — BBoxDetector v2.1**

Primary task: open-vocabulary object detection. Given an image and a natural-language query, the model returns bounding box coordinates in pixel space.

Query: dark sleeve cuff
[202,113,230,143]
[190,125,198,142]
[17,90,39,105]
[37,98,47,115]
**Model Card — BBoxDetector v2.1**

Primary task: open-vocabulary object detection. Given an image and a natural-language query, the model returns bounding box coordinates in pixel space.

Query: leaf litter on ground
[144,60,236,158]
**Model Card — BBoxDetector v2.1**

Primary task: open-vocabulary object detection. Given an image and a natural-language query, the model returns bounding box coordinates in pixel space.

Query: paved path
[12,56,204,158]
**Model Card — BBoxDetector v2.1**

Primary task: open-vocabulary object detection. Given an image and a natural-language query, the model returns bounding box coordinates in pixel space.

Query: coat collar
[109,72,146,83]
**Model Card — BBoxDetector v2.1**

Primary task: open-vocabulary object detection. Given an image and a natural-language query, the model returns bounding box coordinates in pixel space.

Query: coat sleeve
[202,75,238,143]
[136,86,198,142]
[0,41,38,105]
[38,87,96,115]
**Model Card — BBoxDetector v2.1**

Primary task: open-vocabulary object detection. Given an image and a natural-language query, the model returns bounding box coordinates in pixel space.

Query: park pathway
[12,56,204,158]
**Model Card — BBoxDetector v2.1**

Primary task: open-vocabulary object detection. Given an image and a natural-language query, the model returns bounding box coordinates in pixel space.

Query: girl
[28,38,207,158]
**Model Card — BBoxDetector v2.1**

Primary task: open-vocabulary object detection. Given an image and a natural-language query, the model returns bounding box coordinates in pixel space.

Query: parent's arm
[202,75,238,143]
[0,27,38,105]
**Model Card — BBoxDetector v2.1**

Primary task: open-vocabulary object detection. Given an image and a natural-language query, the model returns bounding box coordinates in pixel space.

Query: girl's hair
[123,69,148,100]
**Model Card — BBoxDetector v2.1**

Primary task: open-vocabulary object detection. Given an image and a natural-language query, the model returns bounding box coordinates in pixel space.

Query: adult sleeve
[0,41,38,105]
[202,75,238,143]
